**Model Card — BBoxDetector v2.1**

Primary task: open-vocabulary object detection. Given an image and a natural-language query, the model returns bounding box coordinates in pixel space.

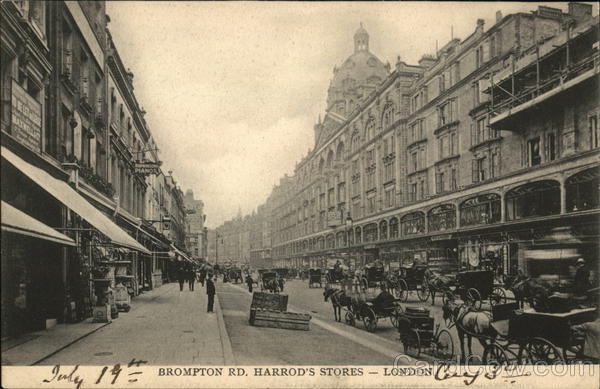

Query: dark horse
[424,268,455,306]
[323,287,348,322]
[504,275,552,309]
[443,296,496,363]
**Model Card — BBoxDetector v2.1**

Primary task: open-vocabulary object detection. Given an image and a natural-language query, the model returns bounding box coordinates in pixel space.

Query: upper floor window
[351,133,360,153]
[590,114,598,149]
[382,103,395,129]
[62,21,73,77]
[410,120,424,143]
[438,100,456,126]
[365,118,376,140]
[80,51,90,101]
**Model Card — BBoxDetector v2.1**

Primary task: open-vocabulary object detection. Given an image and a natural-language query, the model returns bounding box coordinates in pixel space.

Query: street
[31,278,485,366]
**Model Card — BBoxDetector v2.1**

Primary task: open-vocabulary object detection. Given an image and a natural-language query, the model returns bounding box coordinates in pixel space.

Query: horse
[277,277,285,292]
[265,279,280,293]
[442,296,496,363]
[504,275,552,310]
[323,287,347,322]
[424,268,455,306]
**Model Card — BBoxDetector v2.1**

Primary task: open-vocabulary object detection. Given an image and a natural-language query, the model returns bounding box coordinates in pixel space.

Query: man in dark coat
[206,275,216,313]
[574,258,591,296]
[177,266,186,291]
[199,268,207,287]
[188,267,196,291]
[246,274,254,293]
[372,284,395,313]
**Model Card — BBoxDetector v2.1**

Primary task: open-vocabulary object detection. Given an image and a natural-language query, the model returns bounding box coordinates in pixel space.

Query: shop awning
[170,244,192,263]
[2,147,150,254]
[1,201,76,246]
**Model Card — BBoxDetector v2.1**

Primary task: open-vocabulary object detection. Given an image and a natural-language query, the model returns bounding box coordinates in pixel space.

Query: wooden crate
[249,309,311,331]
[250,292,288,312]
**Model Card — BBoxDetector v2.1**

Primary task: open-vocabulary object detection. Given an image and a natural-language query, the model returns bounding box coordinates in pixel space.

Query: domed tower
[354,22,369,53]
[325,24,389,117]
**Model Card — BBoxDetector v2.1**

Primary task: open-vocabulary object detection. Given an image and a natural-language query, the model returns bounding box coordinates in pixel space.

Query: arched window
[326,150,334,168]
[401,212,425,236]
[336,142,345,161]
[380,220,388,240]
[428,204,456,232]
[318,236,325,250]
[351,133,361,153]
[382,102,395,129]
[506,180,560,221]
[389,217,399,239]
[319,158,325,173]
[348,228,354,245]
[336,231,347,247]
[460,194,501,227]
[326,234,335,249]
[355,227,362,244]
[566,168,600,212]
[364,223,378,242]
[365,118,376,141]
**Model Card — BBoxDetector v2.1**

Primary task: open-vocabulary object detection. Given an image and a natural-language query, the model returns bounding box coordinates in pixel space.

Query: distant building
[184,189,207,261]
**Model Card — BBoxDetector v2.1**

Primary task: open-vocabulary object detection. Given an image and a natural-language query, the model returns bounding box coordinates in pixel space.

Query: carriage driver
[372,283,396,313]
[574,258,591,297]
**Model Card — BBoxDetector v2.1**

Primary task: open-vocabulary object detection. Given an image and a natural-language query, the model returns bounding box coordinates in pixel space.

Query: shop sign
[327,209,342,227]
[134,161,162,176]
[431,234,453,242]
[11,80,42,152]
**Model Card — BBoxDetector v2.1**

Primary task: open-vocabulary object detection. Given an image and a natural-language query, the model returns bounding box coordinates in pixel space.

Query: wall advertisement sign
[11,80,42,152]
[327,209,342,227]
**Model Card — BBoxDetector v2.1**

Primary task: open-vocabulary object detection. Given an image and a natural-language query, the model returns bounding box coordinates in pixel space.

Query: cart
[360,265,385,290]
[308,268,323,288]
[470,303,597,364]
[444,270,506,310]
[260,271,280,293]
[345,293,404,332]
[228,268,243,284]
[395,264,430,303]
[397,306,454,360]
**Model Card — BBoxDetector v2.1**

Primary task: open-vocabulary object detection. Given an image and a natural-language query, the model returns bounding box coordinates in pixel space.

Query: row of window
[277,168,598,252]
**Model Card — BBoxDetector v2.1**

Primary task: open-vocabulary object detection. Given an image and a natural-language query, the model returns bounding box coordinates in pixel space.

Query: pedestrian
[199,268,207,287]
[574,258,591,296]
[188,266,196,291]
[177,266,186,292]
[206,274,216,313]
[246,273,254,293]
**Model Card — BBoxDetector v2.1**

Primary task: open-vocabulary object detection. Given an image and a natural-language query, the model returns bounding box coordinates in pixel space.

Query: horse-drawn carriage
[397,306,454,360]
[308,268,323,288]
[227,268,243,284]
[259,270,281,293]
[393,264,430,303]
[359,265,385,290]
[340,291,404,332]
[439,270,506,310]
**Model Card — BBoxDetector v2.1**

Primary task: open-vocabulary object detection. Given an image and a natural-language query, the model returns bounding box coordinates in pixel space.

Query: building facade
[184,189,208,261]
[249,4,598,278]
[1,0,192,338]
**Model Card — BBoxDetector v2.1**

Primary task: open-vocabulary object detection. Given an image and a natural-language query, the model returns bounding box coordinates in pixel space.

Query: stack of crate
[249,292,311,331]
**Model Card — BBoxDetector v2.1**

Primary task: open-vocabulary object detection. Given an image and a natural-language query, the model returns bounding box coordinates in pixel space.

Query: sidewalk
[1,282,234,366]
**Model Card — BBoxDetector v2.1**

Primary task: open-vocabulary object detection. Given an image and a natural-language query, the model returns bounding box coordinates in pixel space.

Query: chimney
[496,11,503,23]
[418,55,436,69]
[477,18,485,29]
[568,3,592,22]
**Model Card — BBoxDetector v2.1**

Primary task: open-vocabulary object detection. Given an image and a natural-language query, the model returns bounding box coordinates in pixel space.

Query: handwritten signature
[434,362,531,386]
[42,359,147,389]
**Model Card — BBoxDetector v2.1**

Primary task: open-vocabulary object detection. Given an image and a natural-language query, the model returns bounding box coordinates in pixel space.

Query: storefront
[1,201,75,337]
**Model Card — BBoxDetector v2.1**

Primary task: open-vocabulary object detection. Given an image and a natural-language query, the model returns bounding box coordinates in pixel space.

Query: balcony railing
[490,51,599,126]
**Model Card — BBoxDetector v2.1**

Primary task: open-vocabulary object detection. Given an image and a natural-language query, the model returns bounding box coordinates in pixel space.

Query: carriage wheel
[417,283,430,302]
[402,329,421,358]
[389,306,403,329]
[489,287,506,306]
[483,343,510,365]
[525,338,564,364]
[362,307,377,332]
[345,311,356,327]
[434,329,454,361]
[466,288,482,310]
[397,279,409,302]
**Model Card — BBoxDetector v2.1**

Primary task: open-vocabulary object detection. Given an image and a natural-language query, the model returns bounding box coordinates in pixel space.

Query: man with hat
[574,258,591,297]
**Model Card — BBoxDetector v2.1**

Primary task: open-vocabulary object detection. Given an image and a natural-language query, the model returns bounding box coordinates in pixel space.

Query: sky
[105,1,595,228]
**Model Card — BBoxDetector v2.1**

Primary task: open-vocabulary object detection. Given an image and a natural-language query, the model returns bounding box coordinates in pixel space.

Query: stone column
[559,177,567,214]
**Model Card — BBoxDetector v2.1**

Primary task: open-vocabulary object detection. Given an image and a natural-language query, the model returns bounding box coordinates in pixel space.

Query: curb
[32,321,111,366]
[214,294,235,365]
